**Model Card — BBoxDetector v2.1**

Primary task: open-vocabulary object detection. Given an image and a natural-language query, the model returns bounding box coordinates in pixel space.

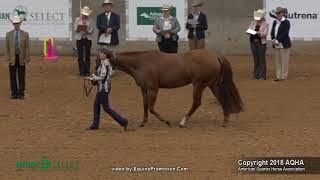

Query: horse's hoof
[140,124,145,127]
[166,121,172,127]
[221,123,228,128]
[179,124,187,128]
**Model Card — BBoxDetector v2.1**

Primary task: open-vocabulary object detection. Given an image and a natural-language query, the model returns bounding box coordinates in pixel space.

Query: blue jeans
[91,90,128,128]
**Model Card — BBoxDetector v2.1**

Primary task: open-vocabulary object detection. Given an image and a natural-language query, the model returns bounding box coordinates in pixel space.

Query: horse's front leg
[140,88,149,127]
[147,88,171,127]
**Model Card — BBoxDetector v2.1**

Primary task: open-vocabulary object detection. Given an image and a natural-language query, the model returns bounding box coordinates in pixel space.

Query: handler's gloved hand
[89,73,98,81]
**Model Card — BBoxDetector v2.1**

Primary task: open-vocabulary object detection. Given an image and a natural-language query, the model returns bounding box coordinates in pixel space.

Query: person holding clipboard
[271,7,291,81]
[96,0,120,46]
[153,4,181,53]
[186,0,208,50]
[246,9,269,80]
[74,6,94,76]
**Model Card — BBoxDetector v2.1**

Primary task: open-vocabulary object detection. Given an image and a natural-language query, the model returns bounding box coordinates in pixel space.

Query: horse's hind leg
[179,84,205,128]
[140,88,149,127]
[209,86,230,127]
[147,88,171,127]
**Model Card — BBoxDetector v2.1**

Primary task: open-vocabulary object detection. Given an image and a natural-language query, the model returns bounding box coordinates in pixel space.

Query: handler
[86,47,128,131]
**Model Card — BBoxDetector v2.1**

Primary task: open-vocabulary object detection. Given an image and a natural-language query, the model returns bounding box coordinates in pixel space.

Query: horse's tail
[211,56,244,117]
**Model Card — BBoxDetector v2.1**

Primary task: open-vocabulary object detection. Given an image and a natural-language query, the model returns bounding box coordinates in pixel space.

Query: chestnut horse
[106,49,243,128]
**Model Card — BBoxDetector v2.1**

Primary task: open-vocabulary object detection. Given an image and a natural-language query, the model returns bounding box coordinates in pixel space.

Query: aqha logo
[287,12,318,19]
[285,159,304,166]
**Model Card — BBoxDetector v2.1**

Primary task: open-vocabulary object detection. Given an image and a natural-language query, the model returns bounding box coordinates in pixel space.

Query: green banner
[137,7,177,25]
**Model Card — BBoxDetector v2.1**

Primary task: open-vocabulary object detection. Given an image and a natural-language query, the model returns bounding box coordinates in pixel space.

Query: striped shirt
[90,59,112,92]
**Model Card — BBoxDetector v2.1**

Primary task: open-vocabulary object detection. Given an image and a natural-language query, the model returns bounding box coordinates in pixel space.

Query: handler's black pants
[9,55,25,97]
[90,90,128,129]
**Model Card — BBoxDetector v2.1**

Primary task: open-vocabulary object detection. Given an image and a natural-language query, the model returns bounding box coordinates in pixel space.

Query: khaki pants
[274,48,290,80]
[189,36,205,50]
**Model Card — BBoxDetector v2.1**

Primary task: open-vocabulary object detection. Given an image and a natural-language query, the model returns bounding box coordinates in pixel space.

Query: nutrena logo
[287,12,319,19]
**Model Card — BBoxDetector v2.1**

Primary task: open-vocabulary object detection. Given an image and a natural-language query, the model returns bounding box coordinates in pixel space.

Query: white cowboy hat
[10,16,22,24]
[81,6,93,16]
[253,9,266,21]
[102,0,112,5]
[161,4,172,11]
[192,0,203,7]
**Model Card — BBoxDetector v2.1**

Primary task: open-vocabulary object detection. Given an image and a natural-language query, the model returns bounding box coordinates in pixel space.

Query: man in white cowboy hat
[74,6,94,76]
[186,0,208,50]
[247,9,269,80]
[5,16,30,100]
[96,0,120,46]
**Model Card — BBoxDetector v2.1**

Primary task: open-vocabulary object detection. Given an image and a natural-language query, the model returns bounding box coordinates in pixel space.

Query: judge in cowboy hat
[271,7,291,81]
[74,6,94,76]
[96,0,120,46]
[153,4,181,53]
[247,9,269,80]
[5,16,30,99]
[186,0,208,50]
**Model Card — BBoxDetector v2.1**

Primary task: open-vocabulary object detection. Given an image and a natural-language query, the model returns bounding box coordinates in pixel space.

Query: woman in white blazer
[74,6,94,76]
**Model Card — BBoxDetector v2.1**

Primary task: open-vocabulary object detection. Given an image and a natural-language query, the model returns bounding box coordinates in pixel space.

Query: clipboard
[98,34,111,44]
[77,25,88,32]
[246,29,257,35]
